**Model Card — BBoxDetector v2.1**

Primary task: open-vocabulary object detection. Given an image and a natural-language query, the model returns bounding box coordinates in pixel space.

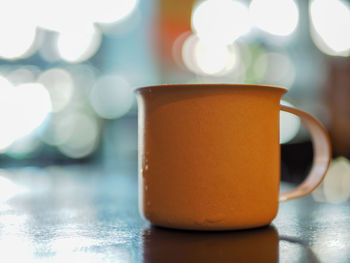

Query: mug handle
[279,105,332,201]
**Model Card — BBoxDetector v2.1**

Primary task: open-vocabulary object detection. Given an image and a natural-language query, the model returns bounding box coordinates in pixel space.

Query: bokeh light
[57,113,99,158]
[6,135,40,159]
[0,0,37,60]
[280,100,301,144]
[191,0,250,45]
[0,26,37,60]
[56,26,102,63]
[182,34,240,76]
[312,157,350,203]
[172,31,192,70]
[67,64,97,96]
[249,0,299,36]
[194,42,238,75]
[36,0,139,33]
[10,83,51,135]
[7,68,38,86]
[0,0,141,62]
[38,68,74,112]
[89,75,134,119]
[0,80,51,151]
[310,0,350,56]
[182,34,202,75]
[323,157,350,203]
[0,76,17,150]
[36,0,88,33]
[40,114,78,147]
[99,8,141,37]
[254,52,295,87]
[92,0,139,24]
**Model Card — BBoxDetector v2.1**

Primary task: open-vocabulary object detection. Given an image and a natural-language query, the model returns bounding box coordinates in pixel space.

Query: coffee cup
[136,84,331,230]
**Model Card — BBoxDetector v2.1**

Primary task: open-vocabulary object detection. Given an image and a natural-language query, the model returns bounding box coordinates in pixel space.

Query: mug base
[148,220,273,231]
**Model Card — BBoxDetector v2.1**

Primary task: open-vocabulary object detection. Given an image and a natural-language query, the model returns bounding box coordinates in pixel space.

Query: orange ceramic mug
[135,84,331,231]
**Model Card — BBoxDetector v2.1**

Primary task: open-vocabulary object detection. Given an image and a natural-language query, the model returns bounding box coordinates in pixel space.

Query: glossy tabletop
[0,165,349,262]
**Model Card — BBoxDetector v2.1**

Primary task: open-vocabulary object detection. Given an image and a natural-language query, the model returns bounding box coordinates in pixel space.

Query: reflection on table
[143,226,279,263]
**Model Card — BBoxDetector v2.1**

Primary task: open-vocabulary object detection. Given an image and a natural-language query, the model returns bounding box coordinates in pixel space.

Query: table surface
[0,165,349,263]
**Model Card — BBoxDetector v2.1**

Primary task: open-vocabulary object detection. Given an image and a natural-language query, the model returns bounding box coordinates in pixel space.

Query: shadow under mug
[143,226,279,263]
[143,226,321,263]
[136,84,331,230]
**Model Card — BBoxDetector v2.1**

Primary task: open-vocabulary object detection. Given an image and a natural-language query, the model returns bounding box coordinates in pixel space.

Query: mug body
[136,84,286,230]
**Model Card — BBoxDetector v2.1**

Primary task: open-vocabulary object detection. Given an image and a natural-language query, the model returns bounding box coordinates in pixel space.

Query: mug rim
[134,83,288,93]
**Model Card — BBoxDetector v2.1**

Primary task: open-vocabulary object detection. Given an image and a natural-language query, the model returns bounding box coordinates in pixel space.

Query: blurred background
[0,0,350,188]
